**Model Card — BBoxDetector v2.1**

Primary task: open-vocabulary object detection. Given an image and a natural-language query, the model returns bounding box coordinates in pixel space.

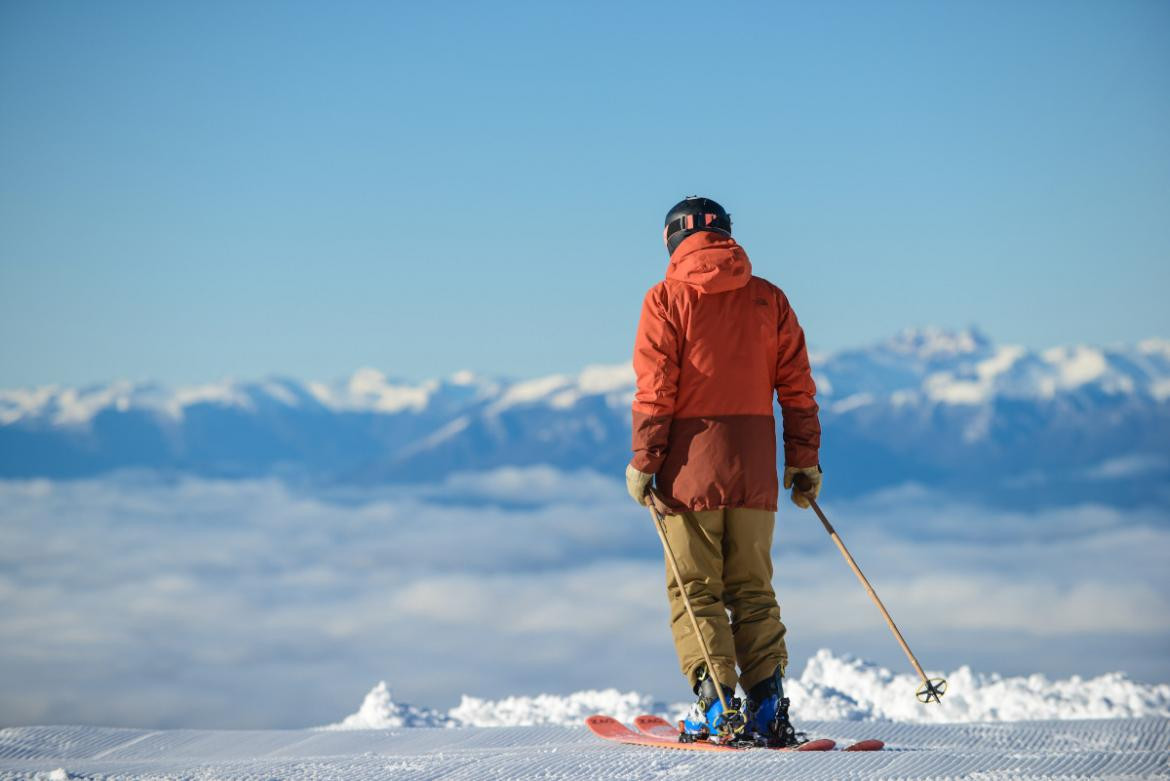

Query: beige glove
[783,465,823,509]
[625,463,654,506]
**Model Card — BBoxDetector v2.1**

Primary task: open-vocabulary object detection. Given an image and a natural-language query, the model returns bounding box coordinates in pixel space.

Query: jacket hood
[665,231,753,294]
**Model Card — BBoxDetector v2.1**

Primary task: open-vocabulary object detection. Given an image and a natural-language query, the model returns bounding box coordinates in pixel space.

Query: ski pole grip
[792,472,813,493]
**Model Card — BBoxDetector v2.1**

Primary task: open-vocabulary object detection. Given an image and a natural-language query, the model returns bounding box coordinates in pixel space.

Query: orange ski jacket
[630,231,820,512]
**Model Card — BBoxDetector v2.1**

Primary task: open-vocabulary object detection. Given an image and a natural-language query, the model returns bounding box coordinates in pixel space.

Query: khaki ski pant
[661,507,787,692]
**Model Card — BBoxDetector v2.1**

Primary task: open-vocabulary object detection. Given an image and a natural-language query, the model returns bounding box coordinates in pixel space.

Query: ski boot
[679,667,746,744]
[745,667,803,748]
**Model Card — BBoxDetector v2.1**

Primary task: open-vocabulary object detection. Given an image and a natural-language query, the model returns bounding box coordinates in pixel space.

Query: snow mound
[449,688,665,728]
[789,649,1170,722]
[326,650,1170,729]
[320,681,454,730]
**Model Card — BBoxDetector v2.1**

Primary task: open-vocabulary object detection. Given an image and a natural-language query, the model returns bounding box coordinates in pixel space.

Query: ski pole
[791,473,947,704]
[644,492,740,728]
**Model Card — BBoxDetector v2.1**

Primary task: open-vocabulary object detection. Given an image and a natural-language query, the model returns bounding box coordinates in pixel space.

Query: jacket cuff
[631,412,672,475]
[783,449,820,470]
[781,404,821,469]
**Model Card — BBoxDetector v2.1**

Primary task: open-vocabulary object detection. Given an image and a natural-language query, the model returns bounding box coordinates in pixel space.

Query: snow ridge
[321,682,455,730]
[325,649,1170,729]
[789,649,1170,722]
[449,689,664,728]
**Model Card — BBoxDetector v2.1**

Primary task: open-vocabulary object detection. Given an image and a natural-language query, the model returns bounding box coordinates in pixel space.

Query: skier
[625,196,822,747]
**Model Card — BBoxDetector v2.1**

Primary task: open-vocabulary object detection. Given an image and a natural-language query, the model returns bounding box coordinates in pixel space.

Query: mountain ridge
[3,327,1168,508]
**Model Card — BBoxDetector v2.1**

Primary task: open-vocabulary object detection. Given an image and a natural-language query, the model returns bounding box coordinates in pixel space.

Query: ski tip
[795,738,836,751]
[585,714,618,727]
[844,739,885,752]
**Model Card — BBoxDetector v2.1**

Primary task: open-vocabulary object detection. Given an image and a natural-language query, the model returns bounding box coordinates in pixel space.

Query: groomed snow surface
[4,651,1169,780]
[3,719,1168,780]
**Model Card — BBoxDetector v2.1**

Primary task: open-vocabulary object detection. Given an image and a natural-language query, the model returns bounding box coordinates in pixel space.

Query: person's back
[633,229,819,512]
[625,196,824,747]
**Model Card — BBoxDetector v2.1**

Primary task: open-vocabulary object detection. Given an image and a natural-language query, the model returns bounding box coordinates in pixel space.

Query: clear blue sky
[2,0,1168,387]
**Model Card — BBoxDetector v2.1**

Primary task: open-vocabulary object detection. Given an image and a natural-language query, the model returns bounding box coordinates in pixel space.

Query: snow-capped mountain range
[2,327,1168,506]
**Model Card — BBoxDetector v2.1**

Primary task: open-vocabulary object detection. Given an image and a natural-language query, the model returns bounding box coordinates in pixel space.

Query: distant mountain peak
[884,325,992,359]
[1139,338,1170,359]
[449,369,480,386]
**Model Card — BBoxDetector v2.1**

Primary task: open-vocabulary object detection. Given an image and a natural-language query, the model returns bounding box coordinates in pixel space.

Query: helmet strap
[663,213,724,247]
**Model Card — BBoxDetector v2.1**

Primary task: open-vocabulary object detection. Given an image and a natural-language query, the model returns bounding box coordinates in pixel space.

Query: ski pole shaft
[646,494,732,716]
[792,473,945,702]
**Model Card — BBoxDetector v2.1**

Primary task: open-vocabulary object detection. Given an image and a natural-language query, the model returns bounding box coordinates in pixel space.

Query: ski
[585,715,737,752]
[633,714,882,752]
[585,714,834,752]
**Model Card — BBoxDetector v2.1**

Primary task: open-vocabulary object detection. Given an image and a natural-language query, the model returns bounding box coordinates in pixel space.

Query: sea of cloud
[0,468,1167,729]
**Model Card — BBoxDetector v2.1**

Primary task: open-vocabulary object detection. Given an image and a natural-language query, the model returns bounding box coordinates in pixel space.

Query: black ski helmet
[663,196,732,255]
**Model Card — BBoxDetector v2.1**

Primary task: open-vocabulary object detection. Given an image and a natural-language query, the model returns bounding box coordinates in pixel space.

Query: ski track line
[1,718,1168,780]
[89,731,164,760]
